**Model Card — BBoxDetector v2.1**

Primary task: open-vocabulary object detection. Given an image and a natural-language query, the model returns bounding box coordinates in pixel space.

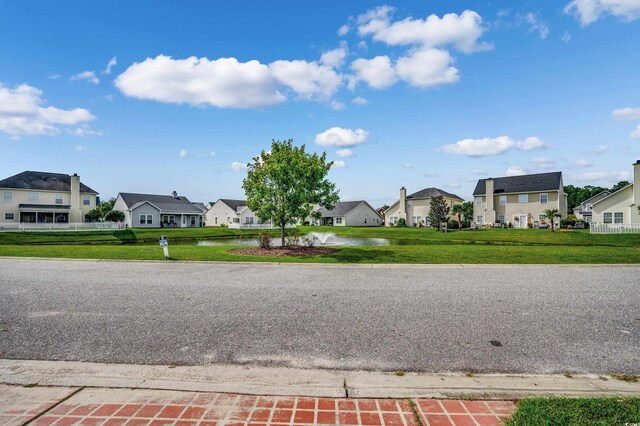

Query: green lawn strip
[1,244,638,264]
[505,397,640,425]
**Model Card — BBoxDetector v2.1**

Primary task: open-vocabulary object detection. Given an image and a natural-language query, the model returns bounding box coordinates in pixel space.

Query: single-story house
[385,187,464,227]
[592,160,640,225]
[473,172,568,228]
[113,191,204,228]
[205,199,263,227]
[313,201,382,227]
[572,191,610,223]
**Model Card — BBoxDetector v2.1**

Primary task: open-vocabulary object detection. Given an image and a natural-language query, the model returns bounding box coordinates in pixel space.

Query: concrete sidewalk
[1,383,516,426]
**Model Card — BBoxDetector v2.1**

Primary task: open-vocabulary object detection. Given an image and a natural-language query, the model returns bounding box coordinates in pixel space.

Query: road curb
[1,359,638,399]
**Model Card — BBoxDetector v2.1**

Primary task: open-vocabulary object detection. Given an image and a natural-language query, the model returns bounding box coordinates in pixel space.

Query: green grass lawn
[505,397,640,425]
[1,243,638,264]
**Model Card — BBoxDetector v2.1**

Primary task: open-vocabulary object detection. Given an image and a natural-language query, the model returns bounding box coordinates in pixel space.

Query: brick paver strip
[0,385,517,425]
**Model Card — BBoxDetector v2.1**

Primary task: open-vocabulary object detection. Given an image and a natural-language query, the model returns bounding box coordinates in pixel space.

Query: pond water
[193,233,392,247]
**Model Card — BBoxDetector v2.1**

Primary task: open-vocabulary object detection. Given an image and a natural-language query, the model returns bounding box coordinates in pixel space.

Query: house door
[515,214,527,228]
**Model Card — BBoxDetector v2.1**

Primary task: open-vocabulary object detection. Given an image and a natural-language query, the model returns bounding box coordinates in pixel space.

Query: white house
[572,191,610,223]
[313,201,382,227]
[205,199,262,227]
[0,171,98,226]
[591,160,640,227]
[385,187,464,227]
[113,191,204,228]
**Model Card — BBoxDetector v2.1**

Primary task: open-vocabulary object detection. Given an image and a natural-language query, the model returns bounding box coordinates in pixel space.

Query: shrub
[256,231,271,249]
[286,228,301,247]
[447,220,457,229]
[103,210,125,222]
[303,237,315,248]
[395,218,408,228]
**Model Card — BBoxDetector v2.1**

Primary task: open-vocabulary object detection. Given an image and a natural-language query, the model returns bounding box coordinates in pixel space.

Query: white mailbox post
[159,235,169,258]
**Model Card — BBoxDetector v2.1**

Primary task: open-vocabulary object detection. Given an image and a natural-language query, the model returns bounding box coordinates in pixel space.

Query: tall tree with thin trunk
[243,139,339,246]
[545,208,559,232]
[428,196,451,228]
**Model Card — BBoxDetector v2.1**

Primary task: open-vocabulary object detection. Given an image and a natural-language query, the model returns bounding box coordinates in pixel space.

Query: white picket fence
[0,222,123,232]
[228,223,295,229]
[590,223,640,234]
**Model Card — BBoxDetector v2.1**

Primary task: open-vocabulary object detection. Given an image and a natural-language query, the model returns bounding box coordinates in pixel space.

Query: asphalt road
[1,258,638,374]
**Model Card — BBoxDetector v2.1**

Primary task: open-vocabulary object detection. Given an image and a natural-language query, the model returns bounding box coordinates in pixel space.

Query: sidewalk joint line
[24,386,85,425]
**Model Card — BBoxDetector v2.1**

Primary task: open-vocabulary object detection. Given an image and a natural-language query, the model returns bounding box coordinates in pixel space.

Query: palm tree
[545,209,560,232]
[451,204,465,229]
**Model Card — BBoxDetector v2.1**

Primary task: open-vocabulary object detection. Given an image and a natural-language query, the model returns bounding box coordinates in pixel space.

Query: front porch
[18,204,70,223]
[161,214,202,228]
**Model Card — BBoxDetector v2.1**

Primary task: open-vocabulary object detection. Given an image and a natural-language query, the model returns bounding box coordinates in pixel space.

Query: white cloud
[197,151,216,158]
[357,40,368,50]
[231,161,248,172]
[530,156,556,170]
[562,31,572,43]
[574,159,593,168]
[116,55,285,108]
[357,7,491,53]
[571,171,633,182]
[612,107,640,121]
[338,24,350,37]
[525,12,550,39]
[331,160,346,169]
[472,169,486,175]
[352,96,369,105]
[320,45,348,68]
[75,144,87,152]
[47,73,60,80]
[506,166,527,176]
[315,127,369,147]
[73,127,102,137]
[395,48,459,88]
[439,136,547,157]
[71,71,99,84]
[594,144,609,153]
[631,124,640,139]
[268,59,342,101]
[448,182,461,188]
[422,172,441,177]
[565,0,640,25]
[103,57,117,74]
[329,100,346,110]
[179,149,187,158]
[349,55,397,89]
[0,84,95,136]
[336,148,353,157]
[403,163,415,169]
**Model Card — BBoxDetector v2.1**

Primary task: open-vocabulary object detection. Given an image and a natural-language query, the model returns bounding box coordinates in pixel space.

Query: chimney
[398,187,407,222]
[485,178,496,224]
[172,191,178,199]
[70,173,82,223]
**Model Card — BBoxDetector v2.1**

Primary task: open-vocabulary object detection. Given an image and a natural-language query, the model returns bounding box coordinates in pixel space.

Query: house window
[4,191,12,203]
[162,215,169,223]
[191,216,196,225]
[55,194,63,204]
[475,197,482,206]
[603,213,612,224]
[411,216,418,224]
[245,216,254,224]
[147,215,153,224]
[476,215,484,224]
[498,214,505,223]
[183,216,186,225]
[5,213,14,220]
[389,216,398,225]
[407,202,412,209]
[499,195,507,206]
[139,214,146,224]
[28,192,38,201]
[518,194,528,203]
[336,217,343,224]
[215,217,218,225]
[586,204,592,211]
[540,193,548,204]
[83,195,90,206]
[614,212,624,224]
[539,214,546,221]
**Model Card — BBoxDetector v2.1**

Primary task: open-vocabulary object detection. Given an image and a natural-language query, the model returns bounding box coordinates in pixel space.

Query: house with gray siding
[313,201,382,227]
[113,191,204,228]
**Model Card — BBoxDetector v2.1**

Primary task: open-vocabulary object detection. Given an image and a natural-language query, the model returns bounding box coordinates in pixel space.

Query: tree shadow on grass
[113,229,137,244]
[321,248,396,263]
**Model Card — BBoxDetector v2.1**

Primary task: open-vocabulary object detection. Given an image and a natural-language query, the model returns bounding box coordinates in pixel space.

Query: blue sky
[1,0,640,206]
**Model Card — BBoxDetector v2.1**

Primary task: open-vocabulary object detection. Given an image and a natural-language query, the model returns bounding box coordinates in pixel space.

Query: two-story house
[0,171,98,225]
[205,199,263,227]
[572,191,610,223]
[591,160,640,226]
[385,187,464,227]
[473,171,568,228]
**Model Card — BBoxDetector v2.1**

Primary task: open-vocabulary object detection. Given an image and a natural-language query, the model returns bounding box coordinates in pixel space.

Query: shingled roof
[407,187,463,200]
[118,193,204,214]
[218,199,247,211]
[473,172,563,196]
[316,201,375,217]
[0,171,98,194]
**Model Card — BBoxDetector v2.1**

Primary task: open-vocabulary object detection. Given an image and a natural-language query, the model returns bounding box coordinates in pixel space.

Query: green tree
[545,208,560,232]
[451,204,465,229]
[85,198,117,222]
[84,209,102,222]
[428,196,451,228]
[611,181,630,193]
[243,139,339,246]
[104,210,125,222]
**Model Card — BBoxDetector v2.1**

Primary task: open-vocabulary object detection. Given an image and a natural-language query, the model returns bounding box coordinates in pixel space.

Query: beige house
[572,191,610,223]
[205,199,262,227]
[313,201,382,227]
[591,160,640,225]
[113,192,204,228]
[473,172,568,228]
[0,171,97,225]
[385,187,464,227]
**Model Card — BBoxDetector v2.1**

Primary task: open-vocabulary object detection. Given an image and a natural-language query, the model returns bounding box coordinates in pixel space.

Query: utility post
[159,235,169,258]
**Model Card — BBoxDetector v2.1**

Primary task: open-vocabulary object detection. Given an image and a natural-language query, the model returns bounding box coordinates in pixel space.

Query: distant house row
[2,161,639,228]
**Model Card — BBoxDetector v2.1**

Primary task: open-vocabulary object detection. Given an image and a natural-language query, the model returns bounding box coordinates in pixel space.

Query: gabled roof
[591,183,634,206]
[316,201,379,218]
[408,187,463,200]
[580,191,611,206]
[218,199,247,211]
[191,202,207,212]
[473,172,562,196]
[0,171,98,194]
[118,192,203,214]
